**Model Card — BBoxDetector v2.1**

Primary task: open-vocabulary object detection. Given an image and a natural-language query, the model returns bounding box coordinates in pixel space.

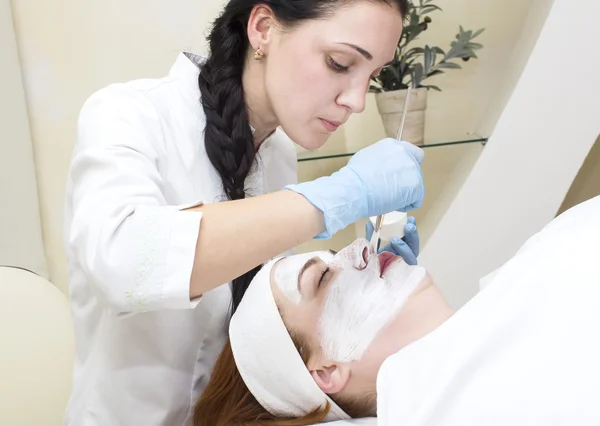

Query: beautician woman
[62,0,421,425]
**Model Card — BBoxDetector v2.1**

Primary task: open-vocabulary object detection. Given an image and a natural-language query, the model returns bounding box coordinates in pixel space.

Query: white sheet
[319,419,377,425]
[377,195,600,425]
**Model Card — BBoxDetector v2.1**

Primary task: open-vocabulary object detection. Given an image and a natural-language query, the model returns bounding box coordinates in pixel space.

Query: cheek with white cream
[319,239,426,363]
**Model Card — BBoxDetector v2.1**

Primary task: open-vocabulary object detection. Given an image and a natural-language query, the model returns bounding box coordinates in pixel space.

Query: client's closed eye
[317,266,331,289]
[298,258,333,298]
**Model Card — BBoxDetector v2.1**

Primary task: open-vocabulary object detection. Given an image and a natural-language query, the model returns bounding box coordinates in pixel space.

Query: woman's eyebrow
[297,257,320,292]
[336,42,373,60]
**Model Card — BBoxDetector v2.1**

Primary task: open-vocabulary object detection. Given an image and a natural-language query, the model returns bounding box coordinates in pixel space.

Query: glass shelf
[297,137,488,162]
[294,136,489,255]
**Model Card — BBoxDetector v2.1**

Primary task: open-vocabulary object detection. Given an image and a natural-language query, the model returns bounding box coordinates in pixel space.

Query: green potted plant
[370,0,485,145]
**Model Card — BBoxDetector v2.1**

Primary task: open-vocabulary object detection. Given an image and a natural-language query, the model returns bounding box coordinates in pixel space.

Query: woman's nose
[336,82,368,114]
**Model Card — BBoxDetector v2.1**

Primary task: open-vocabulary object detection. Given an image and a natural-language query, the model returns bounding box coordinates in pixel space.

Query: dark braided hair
[198,0,409,314]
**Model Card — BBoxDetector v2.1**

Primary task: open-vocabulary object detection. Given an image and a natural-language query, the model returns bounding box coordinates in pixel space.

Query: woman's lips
[319,118,341,132]
[378,252,398,276]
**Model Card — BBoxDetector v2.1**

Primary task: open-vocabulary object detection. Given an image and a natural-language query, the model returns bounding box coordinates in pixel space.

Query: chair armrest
[0,267,74,426]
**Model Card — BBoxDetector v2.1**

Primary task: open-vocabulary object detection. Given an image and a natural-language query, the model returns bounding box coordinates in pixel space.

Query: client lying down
[194,196,600,426]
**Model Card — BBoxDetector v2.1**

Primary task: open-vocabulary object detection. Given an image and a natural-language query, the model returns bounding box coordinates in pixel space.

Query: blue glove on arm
[365,216,420,265]
[286,138,424,239]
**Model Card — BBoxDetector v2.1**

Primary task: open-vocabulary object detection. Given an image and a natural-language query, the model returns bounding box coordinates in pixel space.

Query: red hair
[193,339,329,426]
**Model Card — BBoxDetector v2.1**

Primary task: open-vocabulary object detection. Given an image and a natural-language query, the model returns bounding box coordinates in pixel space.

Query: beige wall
[414,0,555,246]
[558,135,600,215]
[10,0,227,294]
[8,0,547,294]
[419,0,600,308]
[0,0,47,277]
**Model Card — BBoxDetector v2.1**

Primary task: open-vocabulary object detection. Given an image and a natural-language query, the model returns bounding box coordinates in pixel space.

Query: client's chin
[345,270,444,381]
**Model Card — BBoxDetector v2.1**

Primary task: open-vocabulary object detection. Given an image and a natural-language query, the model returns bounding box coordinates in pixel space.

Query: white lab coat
[377,195,600,426]
[63,53,298,426]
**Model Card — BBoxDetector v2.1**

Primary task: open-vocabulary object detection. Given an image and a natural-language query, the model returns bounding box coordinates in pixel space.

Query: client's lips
[378,252,398,276]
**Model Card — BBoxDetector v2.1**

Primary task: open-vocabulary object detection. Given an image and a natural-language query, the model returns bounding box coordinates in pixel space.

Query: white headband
[229,257,350,422]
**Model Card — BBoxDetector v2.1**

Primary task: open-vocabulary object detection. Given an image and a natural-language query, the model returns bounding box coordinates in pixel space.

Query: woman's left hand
[365,216,420,265]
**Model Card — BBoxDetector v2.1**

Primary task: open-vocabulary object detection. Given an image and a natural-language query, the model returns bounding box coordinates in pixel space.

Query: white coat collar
[173,52,256,135]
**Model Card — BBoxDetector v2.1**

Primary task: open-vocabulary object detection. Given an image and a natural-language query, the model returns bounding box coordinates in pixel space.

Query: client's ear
[310,364,351,394]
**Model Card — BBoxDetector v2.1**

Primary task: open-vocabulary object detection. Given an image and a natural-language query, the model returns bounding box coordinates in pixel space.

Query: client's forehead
[276,250,337,269]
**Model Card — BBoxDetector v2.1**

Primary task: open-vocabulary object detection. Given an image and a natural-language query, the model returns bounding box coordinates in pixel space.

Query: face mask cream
[274,251,335,304]
[320,239,425,362]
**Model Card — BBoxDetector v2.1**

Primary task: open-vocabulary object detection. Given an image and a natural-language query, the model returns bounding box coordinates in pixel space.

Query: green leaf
[412,63,424,88]
[421,4,442,14]
[421,85,442,92]
[410,10,420,25]
[467,42,484,50]
[405,47,425,57]
[424,46,433,74]
[434,46,446,55]
[427,70,445,77]
[437,62,462,69]
[405,57,417,67]
[390,65,401,81]
[472,28,486,38]
[404,24,424,44]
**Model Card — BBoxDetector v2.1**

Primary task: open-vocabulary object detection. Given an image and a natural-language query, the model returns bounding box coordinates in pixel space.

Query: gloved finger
[406,169,425,211]
[389,238,418,266]
[365,220,374,242]
[396,140,425,164]
[403,222,420,257]
[407,216,417,226]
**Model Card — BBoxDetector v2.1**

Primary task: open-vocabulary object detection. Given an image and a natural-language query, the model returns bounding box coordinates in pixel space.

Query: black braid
[197,0,409,314]
[198,3,260,313]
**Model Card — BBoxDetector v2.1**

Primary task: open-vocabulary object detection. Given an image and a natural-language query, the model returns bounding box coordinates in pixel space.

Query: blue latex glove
[365,216,420,265]
[286,138,424,239]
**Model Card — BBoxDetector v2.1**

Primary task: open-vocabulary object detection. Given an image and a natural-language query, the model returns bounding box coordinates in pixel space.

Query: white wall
[419,0,600,308]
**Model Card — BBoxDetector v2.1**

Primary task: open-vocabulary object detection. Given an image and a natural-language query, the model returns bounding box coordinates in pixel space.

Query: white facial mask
[320,239,426,362]
[274,251,335,304]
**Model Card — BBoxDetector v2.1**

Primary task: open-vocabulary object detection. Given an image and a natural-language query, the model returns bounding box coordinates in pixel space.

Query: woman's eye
[327,56,350,74]
[318,267,330,288]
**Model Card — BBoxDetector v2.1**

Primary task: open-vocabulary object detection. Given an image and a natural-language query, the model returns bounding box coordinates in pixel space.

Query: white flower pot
[375,87,428,145]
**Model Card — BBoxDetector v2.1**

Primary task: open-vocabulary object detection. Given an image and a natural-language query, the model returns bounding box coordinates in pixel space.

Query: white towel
[229,257,350,422]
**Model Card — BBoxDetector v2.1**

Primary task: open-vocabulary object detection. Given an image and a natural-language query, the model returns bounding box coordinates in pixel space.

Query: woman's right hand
[286,138,425,239]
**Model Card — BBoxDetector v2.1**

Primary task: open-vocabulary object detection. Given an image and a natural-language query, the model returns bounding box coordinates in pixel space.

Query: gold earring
[253,48,265,61]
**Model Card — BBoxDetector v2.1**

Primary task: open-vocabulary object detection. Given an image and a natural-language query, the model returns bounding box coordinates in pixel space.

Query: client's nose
[351,238,371,271]
[331,238,372,270]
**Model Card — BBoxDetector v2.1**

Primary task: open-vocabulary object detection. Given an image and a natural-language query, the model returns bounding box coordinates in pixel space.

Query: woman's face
[263,2,403,150]
[270,239,429,369]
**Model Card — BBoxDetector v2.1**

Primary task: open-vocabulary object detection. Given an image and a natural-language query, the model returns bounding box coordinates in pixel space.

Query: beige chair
[0,2,75,425]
